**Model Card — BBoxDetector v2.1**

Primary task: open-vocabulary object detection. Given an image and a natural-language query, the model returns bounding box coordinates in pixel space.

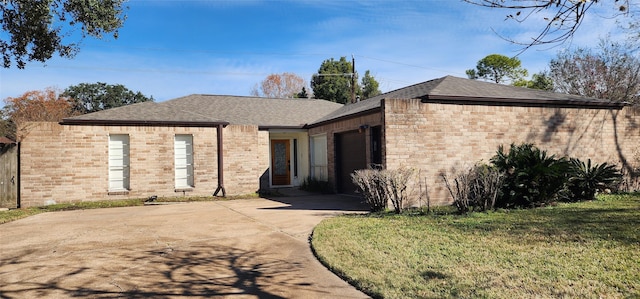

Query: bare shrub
[351,169,387,212]
[386,168,414,213]
[614,149,640,193]
[441,164,504,213]
[351,167,414,213]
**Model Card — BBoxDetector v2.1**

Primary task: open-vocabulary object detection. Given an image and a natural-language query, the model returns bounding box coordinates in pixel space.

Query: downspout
[213,123,226,197]
[16,141,20,208]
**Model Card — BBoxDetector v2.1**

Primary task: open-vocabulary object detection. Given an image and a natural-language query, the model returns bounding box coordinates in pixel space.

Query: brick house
[18,76,639,207]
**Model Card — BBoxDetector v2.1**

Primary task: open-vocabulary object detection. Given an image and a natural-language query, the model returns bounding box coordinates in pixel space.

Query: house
[17,76,639,207]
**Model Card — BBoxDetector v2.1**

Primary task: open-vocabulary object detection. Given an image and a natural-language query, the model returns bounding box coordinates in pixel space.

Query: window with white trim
[174,134,194,188]
[310,134,328,181]
[108,134,130,191]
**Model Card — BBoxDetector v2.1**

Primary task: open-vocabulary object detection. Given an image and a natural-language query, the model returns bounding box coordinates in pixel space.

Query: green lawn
[311,194,640,299]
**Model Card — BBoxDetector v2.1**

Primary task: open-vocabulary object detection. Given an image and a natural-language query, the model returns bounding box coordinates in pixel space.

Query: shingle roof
[63,76,625,128]
[309,75,625,126]
[63,95,344,128]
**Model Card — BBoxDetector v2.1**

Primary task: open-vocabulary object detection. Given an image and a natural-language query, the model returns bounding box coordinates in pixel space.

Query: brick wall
[308,113,383,191]
[19,122,268,207]
[383,98,640,205]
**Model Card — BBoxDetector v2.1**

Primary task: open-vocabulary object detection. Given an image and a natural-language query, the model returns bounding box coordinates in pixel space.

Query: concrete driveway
[0,195,370,298]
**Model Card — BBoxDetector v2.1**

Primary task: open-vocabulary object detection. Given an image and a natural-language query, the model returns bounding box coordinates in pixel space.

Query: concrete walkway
[0,195,370,298]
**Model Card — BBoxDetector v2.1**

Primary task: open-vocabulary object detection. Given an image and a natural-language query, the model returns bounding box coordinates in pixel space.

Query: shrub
[351,169,387,212]
[608,148,640,193]
[490,143,570,208]
[351,168,414,213]
[441,164,504,213]
[563,158,622,201]
[616,165,640,193]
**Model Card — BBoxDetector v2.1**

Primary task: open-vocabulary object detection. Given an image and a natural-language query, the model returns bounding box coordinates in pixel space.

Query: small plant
[617,166,640,193]
[300,177,333,194]
[564,158,622,201]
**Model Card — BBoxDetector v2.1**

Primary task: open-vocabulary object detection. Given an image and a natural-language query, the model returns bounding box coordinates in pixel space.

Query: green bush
[490,143,570,208]
[563,158,622,201]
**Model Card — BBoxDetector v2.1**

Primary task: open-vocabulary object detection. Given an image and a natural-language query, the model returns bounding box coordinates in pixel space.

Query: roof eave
[424,95,627,109]
[258,125,306,130]
[306,106,382,128]
[60,119,230,127]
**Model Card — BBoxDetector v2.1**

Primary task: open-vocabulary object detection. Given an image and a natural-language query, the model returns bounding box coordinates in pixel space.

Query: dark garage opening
[335,130,367,194]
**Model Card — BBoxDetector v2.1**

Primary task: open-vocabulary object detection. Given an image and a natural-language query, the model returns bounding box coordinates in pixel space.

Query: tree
[250,72,306,98]
[63,82,154,114]
[548,39,640,105]
[464,0,632,50]
[295,87,310,99]
[311,57,357,104]
[1,0,126,68]
[0,109,14,140]
[3,87,78,140]
[360,70,381,99]
[467,54,528,84]
[513,72,554,91]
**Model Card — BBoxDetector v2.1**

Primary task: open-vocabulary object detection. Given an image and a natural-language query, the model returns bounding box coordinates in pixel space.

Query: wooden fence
[0,143,18,209]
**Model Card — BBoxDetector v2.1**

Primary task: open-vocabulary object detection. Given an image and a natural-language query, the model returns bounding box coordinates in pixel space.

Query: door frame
[270,139,291,186]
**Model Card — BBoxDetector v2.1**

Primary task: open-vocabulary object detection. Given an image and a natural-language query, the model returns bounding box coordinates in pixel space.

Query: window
[108,134,130,191]
[174,134,194,188]
[310,135,328,181]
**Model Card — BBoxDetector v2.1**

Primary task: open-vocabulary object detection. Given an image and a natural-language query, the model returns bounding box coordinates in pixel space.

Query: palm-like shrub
[564,158,622,201]
[490,143,570,208]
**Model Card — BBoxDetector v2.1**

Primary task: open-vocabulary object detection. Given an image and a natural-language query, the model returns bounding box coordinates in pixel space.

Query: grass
[311,194,640,299]
[0,194,259,225]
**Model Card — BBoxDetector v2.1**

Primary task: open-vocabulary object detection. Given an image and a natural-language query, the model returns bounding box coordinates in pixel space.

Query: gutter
[305,107,382,128]
[423,95,628,109]
[258,125,306,130]
[60,119,231,127]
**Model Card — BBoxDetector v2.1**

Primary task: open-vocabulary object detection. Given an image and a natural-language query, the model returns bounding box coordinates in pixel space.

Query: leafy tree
[360,70,381,99]
[513,72,554,91]
[1,0,126,68]
[464,0,632,49]
[250,72,306,98]
[295,87,310,99]
[311,57,381,103]
[0,110,14,140]
[311,57,357,104]
[3,87,78,140]
[548,39,640,105]
[63,82,154,114]
[467,54,528,84]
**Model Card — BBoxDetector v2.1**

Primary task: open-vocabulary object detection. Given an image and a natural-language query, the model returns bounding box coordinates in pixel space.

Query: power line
[82,44,465,76]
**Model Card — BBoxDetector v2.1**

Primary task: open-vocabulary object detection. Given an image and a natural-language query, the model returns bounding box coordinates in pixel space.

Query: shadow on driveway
[259,194,369,212]
[0,196,371,299]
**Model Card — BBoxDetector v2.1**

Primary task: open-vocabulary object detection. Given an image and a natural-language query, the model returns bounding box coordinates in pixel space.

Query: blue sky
[0,0,631,102]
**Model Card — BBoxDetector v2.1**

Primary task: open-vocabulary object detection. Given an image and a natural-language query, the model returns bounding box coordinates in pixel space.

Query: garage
[335,130,367,194]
